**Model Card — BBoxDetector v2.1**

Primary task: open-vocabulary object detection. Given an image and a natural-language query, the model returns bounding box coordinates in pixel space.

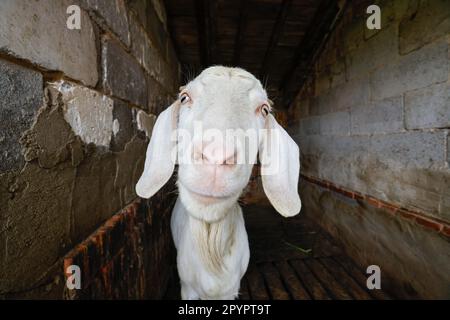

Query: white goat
[136,66,301,300]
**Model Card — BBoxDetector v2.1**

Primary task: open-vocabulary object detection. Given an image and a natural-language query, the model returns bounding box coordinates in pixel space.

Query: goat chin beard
[177,182,241,223]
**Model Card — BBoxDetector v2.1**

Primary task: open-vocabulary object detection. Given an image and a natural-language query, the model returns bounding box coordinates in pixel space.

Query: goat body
[171,198,249,299]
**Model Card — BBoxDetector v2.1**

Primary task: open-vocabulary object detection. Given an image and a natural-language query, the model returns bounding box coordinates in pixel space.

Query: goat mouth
[178,182,236,203]
[189,189,232,201]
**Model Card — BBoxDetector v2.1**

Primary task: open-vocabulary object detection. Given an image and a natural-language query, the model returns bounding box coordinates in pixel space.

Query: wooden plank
[245,265,270,300]
[204,0,218,65]
[304,259,353,300]
[194,0,218,66]
[239,278,251,300]
[232,0,249,66]
[334,256,392,300]
[259,262,290,300]
[320,257,372,300]
[290,259,331,300]
[312,233,343,258]
[259,0,293,79]
[275,261,311,300]
[194,0,208,67]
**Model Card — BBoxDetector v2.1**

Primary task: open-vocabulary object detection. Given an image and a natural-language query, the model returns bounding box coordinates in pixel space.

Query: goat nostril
[195,145,237,166]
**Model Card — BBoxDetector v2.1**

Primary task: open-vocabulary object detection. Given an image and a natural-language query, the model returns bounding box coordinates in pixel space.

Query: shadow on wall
[288,0,450,299]
[0,0,179,299]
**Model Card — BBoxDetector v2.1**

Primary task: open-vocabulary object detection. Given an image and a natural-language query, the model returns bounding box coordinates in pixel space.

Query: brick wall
[288,0,450,299]
[0,0,179,298]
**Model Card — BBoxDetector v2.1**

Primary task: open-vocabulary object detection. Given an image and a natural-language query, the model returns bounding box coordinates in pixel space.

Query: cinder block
[114,136,148,206]
[0,60,43,172]
[298,116,320,136]
[135,109,156,138]
[151,0,168,28]
[81,0,130,46]
[129,11,161,78]
[167,39,180,74]
[315,48,331,76]
[102,38,148,108]
[147,3,169,58]
[346,24,399,81]
[0,0,98,86]
[370,40,448,100]
[336,77,370,112]
[312,77,369,116]
[314,68,331,96]
[364,0,414,40]
[19,85,79,169]
[127,0,150,31]
[298,131,449,220]
[405,82,450,129]
[448,134,450,167]
[299,131,446,170]
[49,81,114,147]
[296,98,310,120]
[111,100,137,152]
[147,75,170,114]
[296,134,370,180]
[351,96,404,135]
[399,0,450,54]
[370,131,447,169]
[296,134,369,158]
[71,152,120,244]
[329,57,346,89]
[342,17,365,53]
[158,60,179,93]
[320,111,350,136]
[130,1,168,59]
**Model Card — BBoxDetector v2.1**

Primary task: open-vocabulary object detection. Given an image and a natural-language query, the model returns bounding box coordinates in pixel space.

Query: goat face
[136,66,301,221]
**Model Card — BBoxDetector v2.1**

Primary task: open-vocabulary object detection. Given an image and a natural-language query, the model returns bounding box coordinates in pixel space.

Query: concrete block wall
[0,0,179,298]
[289,0,450,298]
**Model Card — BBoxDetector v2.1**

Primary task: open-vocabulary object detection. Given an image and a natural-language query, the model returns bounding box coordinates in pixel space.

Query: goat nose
[194,143,237,165]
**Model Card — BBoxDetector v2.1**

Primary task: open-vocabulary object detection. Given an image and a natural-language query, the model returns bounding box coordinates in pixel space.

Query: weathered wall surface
[0,0,179,298]
[289,0,450,298]
[63,188,175,299]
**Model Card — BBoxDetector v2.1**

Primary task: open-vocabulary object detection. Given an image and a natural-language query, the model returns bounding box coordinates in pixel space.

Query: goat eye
[180,93,191,104]
[261,104,270,117]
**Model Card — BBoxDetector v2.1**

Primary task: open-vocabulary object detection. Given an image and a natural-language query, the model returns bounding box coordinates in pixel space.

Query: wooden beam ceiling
[194,0,207,68]
[259,0,293,79]
[195,0,218,68]
[167,0,342,108]
[280,0,341,106]
[233,0,249,66]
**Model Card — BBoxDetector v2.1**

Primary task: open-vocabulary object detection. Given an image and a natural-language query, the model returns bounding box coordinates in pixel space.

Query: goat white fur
[136,66,301,299]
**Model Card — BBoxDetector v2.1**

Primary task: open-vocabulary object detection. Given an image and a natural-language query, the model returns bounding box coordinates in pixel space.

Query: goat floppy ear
[259,114,301,217]
[136,102,179,199]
